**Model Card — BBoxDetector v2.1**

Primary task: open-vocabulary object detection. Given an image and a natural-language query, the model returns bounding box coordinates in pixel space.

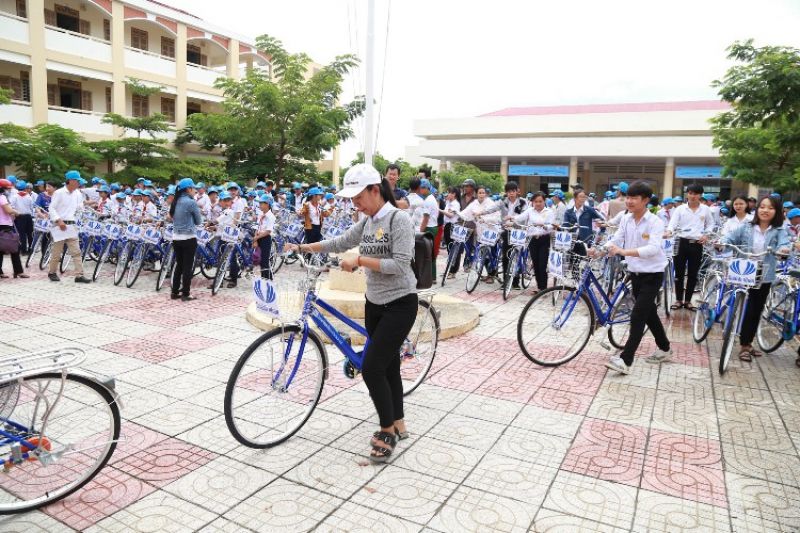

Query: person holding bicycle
[512,191,553,291]
[253,194,276,280]
[720,195,789,362]
[290,164,418,463]
[597,181,672,375]
[169,178,203,301]
[482,182,527,288]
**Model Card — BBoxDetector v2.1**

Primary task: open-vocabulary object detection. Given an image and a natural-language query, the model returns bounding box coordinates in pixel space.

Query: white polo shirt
[609,211,668,273]
[667,203,714,240]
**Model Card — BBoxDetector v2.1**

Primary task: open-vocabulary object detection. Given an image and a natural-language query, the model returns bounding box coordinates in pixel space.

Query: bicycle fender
[67,370,124,411]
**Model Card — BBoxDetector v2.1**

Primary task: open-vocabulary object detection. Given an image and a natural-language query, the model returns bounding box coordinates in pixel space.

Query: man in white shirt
[599,180,671,374]
[550,190,567,225]
[406,178,425,229]
[666,184,714,309]
[48,171,91,283]
[195,183,210,212]
[418,179,440,278]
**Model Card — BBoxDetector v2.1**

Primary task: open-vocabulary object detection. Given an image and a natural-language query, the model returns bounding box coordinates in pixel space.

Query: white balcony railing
[45,25,112,63]
[153,129,177,142]
[187,63,224,87]
[5,101,33,126]
[1,11,29,44]
[124,46,176,77]
[48,106,113,136]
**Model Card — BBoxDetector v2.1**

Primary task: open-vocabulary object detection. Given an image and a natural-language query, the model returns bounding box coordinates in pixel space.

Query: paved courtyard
[1,258,800,532]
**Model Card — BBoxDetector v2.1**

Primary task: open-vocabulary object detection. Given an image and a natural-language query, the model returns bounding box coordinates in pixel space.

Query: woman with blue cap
[169,178,203,301]
[300,186,328,249]
[253,194,276,279]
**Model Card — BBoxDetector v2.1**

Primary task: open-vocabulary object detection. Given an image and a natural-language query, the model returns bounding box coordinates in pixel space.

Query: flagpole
[364,0,375,167]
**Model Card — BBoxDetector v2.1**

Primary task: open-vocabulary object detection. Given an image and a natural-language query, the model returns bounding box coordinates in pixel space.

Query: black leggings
[529,236,550,290]
[674,239,703,302]
[171,238,197,297]
[14,214,33,254]
[258,235,273,280]
[0,225,23,275]
[621,272,670,366]
[740,283,771,346]
[363,293,418,428]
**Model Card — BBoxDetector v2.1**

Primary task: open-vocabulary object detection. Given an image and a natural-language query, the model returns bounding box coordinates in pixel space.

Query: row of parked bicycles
[22,205,355,294]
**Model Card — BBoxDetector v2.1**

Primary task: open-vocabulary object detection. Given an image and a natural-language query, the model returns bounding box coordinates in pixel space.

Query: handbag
[252,245,261,265]
[0,226,20,254]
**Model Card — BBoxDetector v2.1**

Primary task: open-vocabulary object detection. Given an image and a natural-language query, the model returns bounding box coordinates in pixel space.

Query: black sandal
[684,303,698,312]
[738,348,753,362]
[369,431,397,463]
[670,302,683,310]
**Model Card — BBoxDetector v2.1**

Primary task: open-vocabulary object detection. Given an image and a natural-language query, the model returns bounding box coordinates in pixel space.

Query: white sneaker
[646,348,673,364]
[605,356,632,375]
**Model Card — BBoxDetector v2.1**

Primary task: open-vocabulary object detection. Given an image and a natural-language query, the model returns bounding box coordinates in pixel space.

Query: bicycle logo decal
[479,229,499,246]
[452,225,468,243]
[726,258,757,286]
[548,250,564,277]
[253,278,280,317]
[554,231,572,250]
[663,238,674,253]
[143,228,161,244]
[510,229,527,247]
[196,228,213,245]
[221,225,241,243]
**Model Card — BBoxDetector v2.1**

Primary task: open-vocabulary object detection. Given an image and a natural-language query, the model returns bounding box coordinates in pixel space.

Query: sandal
[670,302,683,310]
[738,349,753,362]
[372,428,409,443]
[369,431,396,463]
[751,349,763,358]
[684,303,697,312]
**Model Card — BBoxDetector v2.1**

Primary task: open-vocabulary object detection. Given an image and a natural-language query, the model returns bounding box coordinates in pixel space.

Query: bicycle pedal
[343,360,359,379]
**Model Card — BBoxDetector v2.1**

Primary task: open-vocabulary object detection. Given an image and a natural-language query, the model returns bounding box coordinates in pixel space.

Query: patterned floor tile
[641,447,727,508]
[722,444,800,488]
[228,436,323,475]
[718,409,795,455]
[451,394,524,424]
[114,438,217,487]
[633,489,730,532]
[403,384,469,411]
[284,447,382,498]
[587,383,656,428]
[85,491,216,532]
[512,404,584,439]
[132,400,218,437]
[532,509,628,532]
[727,474,800,532]
[316,501,421,532]
[543,470,637,530]
[351,465,458,526]
[529,387,594,415]
[464,453,558,505]
[0,511,71,533]
[428,485,536,533]
[198,517,257,532]
[562,418,647,486]
[426,413,506,452]
[491,426,572,467]
[393,435,483,484]
[101,338,189,363]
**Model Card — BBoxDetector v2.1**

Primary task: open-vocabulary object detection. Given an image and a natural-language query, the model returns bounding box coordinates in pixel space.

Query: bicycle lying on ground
[224,255,440,448]
[0,348,121,514]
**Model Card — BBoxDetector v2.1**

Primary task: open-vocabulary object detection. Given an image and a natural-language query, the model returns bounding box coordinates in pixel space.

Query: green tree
[437,162,505,194]
[102,78,171,138]
[178,35,364,185]
[344,152,417,188]
[0,123,99,181]
[0,87,12,105]
[711,40,800,191]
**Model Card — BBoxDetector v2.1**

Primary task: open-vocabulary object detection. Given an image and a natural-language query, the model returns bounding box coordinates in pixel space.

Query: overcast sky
[174,0,800,164]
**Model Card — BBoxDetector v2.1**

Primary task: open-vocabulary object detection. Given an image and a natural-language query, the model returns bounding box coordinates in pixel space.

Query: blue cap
[617,182,629,194]
[225,181,239,191]
[783,201,795,209]
[177,178,196,191]
[673,195,683,202]
[218,191,232,201]
[7,175,16,184]
[35,180,44,186]
[788,208,800,219]
[256,181,266,188]
[110,183,121,191]
[246,190,257,197]
[125,187,132,194]
[327,185,337,192]
[78,178,88,186]
[526,192,533,198]
[137,177,146,182]
[306,187,324,196]
[662,197,673,206]
[91,177,101,184]
[142,190,154,198]
[604,191,614,198]
[324,192,334,200]
[545,198,554,207]
[99,185,111,193]
[771,192,781,199]
[258,194,274,206]
[142,180,153,187]
[16,180,27,189]
[720,207,730,216]
[419,178,433,190]
[166,186,176,195]
[704,193,718,202]
[208,186,219,194]
[132,189,143,195]
[65,170,81,181]
[196,182,206,189]
[115,192,127,200]
[549,190,564,199]
[292,182,302,190]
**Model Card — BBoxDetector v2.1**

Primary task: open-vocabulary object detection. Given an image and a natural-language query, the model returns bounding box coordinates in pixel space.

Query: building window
[16,0,26,18]
[161,97,175,122]
[187,101,202,116]
[187,44,207,66]
[0,77,22,101]
[161,37,175,58]
[103,19,111,41]
[132,94,149,117]
[105,87,112,113]
[20,71,29,102]
[57,78,82,110]
[53,4,80,32]
[131,28,149,51]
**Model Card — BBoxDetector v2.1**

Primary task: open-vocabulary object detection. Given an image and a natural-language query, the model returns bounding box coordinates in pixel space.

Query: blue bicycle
[441,224,476,286]
[466,222,502,293]
[756,255,800,354]
[517,245,635,366]
[223,256,440,448]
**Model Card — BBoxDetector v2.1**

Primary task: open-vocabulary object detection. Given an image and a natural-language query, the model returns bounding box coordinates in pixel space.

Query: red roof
[481,100,730,117]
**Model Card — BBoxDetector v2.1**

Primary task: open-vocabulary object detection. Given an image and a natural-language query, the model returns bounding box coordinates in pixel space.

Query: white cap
[338,164,381,198]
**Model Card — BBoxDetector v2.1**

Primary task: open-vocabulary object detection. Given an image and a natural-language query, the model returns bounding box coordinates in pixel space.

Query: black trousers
[258,235,273,280]
[14,214,33,254]
[171,238,197,297]
[305,225,322,244]
[621,272,670,366]
[363,293,418,428]
[529,235,550,290]
[0,225,23,275]
[674,239,703,302]
[740,282,772,346]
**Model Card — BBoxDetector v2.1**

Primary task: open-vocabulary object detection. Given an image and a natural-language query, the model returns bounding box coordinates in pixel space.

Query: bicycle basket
[723,257,764,288]
[252,276,315,324]
[547,248,592,286]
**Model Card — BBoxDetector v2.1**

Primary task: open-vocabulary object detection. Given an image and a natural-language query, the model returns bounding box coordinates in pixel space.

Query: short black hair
[752,196,785,228]
[504,181,519,192]
[417,167,431,178]
[385,164,401,174]
[408,177,421,191]
[265,180,274,187]
[626,180,653,199]
[530,191,546,201]
[686,183,704,194]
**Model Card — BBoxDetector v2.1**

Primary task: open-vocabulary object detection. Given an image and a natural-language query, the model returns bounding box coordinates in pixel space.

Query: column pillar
[663,157,675,198]
[226,39,240,80]
[747,183,759,198]
[110,1,126,137]
[500,156,508,182]
[175,23,188,130]
[569,157,579,188]
[28,0,47,125]
[582,161,591,191]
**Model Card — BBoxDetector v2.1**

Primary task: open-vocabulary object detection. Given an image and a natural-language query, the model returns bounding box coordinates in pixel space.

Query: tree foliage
[437,162,505,194]
[0,123,100,181]
[0,88,11,105]
[345,152,418,188]
[102,78,171,138]
[711,40,800,191]
[178,35,364,185]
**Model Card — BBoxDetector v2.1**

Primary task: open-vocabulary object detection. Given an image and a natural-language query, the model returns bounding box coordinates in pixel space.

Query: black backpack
[389,211,434,290]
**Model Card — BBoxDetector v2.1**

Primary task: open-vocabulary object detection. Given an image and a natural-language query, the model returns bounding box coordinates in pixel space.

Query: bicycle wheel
[719,291,744,374]
[518,286,595,366]
[662,264,675,317]
[212,244,233,295]
[113,242,131,286]
[270,239,283,275]
[92,240,112,282]
[80,236,94,264]
[503,249,519,300]
[126,244,148,288]
[520,251,533,290]
[224,325,327,448]
[156,245,175,291]
[440,243,458,287]
[693,276,721,343]
[757,280,794,353]
[199,252,218,279]
[59,245,70,274]
[608,284,639,350]
[25,232,40,269]
[400,299,440,395]
[465,246,486,294]
[39,237,52,271]
[0,372,121,515]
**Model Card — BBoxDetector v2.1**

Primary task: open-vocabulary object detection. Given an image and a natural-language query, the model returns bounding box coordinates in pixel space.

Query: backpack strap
[387,209,398,251]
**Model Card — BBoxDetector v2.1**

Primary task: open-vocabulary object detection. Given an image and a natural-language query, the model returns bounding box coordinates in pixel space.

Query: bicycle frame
[553,265,631,329]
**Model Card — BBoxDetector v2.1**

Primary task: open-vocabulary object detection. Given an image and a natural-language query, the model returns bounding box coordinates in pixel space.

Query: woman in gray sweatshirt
[294,164,417,462]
